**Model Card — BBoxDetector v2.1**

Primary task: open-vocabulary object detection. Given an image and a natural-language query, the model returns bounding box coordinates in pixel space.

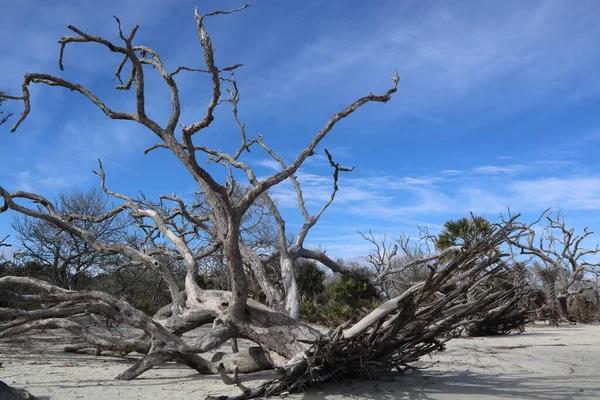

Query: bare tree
[509,210,600,321]
[360,232,435,299]
[594,272,600,321]
[0,90,13,126]
[13,187,131,290]
[387,243,432,298]
[0,6,533,398]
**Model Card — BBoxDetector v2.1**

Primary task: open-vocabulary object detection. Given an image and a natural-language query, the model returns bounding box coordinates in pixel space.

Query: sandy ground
[1,322,599,399]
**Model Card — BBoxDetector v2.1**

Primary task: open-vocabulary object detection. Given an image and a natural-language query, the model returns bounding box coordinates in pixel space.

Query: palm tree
[436,216,492,251]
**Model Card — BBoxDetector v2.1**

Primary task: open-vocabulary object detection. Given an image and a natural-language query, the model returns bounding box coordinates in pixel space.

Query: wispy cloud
[254,159,281,171]
[472,165,528,175]
[269,170,450,227]
[455,177,600,215]
[442,170,462,176]
[246,0,600,118]
[510,178,600,210]
[10,164,70,194]
[15,171,33,192]
[268,158,600,238]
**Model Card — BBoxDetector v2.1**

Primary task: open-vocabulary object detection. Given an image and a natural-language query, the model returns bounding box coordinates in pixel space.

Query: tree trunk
[224,225,249,320]
[557,295,569,321]
[280,257,300,320]
[594,275,600,321]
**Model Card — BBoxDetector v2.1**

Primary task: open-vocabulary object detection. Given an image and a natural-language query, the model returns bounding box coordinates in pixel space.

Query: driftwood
[463,289,531,336]
[461,262,533,336]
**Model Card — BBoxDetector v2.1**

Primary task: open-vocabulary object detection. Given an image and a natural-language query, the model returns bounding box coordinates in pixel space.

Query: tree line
[3,188,598,327]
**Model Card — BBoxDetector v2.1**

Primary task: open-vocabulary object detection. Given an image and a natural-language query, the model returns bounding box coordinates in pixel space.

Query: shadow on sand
[297,370,596,400]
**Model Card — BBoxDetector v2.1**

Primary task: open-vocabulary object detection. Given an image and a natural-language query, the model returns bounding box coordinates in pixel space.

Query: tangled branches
[209,215,530,399]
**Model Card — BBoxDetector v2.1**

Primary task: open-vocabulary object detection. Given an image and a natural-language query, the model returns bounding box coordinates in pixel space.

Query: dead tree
[509,210,600,322]
[12,187,132,290]
[361,219,533,337]
[461,260,532,336]
[594,272,600,321]
[0,6,532,398]
[0,91,12,126]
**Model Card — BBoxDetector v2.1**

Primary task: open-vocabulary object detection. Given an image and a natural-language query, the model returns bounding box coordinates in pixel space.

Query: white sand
[1,322,599,399]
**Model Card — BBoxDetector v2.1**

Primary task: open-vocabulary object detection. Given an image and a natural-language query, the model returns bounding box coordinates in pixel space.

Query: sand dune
[1,322,598,399]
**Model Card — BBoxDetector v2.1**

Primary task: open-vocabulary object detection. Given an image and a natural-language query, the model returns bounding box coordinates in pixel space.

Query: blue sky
[1,0,600,259]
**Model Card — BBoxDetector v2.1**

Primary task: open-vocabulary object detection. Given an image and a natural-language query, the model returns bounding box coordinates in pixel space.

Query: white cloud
[270,160,600,235]
[442,169,462,175]
[11,165,70,194]
[472,165,527,175]
[510,178,600,210]
[268,169,452,228]
[270,171,393,212]
[455,177,600,215]
[401,177,441,186]
[304,153,329,165]
[254,159,281,171]
[459,187,509,214]
[15,170,33,192]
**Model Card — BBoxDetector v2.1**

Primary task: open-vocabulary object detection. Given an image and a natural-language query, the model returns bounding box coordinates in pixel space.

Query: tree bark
[280,257,300,320]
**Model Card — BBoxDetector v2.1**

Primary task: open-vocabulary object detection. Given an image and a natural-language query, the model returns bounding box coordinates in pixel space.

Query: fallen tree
[363,217,534,338]
[461,262,532,336]
[0,6,532,399]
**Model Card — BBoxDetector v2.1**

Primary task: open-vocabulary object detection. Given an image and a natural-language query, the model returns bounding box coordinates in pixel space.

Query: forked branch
[237,70,400,214]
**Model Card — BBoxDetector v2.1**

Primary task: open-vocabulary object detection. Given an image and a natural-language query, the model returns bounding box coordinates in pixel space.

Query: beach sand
[1,322,598,399]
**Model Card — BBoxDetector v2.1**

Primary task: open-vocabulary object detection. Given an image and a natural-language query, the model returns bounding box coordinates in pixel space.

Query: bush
[295,260,326,302]
[299,266,381,327]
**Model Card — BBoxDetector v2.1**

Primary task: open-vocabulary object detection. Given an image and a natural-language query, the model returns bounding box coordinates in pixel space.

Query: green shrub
[295,260,326,301]
[299,266,381,327]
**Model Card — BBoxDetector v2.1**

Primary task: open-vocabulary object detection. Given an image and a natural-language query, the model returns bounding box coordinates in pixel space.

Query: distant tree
[510,211,600,322]
[294,259,326,302]
[387,243,431,297]
[13,187,131,290]
[0,90,12,126]
[300,264,381,327]
[532,261,560,325]
[0,259,48,309]
[324,266,380,306]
